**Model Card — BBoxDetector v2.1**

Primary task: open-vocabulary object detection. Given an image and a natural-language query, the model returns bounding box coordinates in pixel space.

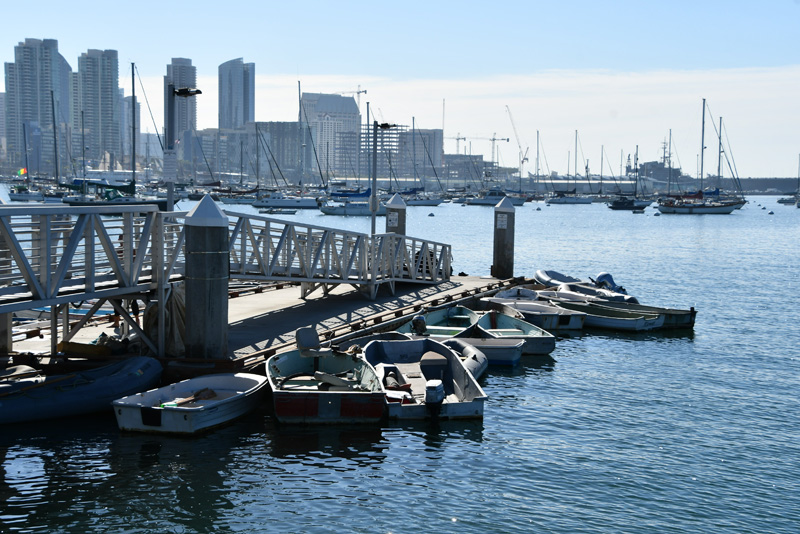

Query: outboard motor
[425,379,445,419]
[411,315,428,336]
[594,272,627,294]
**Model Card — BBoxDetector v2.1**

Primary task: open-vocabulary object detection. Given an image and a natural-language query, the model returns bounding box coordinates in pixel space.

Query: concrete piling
[183,195,229,358]
[385,193,407,235]
[491,197,515,279]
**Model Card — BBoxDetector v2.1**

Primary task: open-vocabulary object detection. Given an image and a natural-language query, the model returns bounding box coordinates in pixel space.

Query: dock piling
[491,197,515,279]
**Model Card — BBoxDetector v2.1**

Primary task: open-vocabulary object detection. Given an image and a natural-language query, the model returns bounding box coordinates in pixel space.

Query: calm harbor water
[2,196,799,533]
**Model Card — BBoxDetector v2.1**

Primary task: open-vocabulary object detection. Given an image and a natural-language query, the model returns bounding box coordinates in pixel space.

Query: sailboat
[63,64,166,210]
[656,99,745,215]
[608,146,652,210]
[546,131,592,204]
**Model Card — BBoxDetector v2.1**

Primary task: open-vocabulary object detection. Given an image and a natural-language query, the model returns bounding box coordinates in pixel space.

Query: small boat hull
[267,350,386,424]
[1,356,162,425]
[550,299,665,331]
[476,310,556,355]
[113,373,267,434]
[363,338,487,420]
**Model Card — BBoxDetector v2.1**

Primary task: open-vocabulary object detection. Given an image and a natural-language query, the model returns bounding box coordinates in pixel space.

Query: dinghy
[113,372,268,434]
[362,337,488,420]
[1,356,162,425]
[267,327,387,424]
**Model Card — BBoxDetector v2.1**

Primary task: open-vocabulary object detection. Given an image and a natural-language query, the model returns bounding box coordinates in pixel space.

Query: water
[2,197,799,533]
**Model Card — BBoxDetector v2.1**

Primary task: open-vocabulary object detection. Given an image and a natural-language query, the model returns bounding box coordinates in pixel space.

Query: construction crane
[334,86,367,114]
[506,105,529,182]
[445,132,466,154]
[471,134,509,168]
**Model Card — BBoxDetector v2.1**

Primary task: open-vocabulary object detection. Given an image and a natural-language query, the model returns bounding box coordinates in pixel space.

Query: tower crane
[470,134,509,168]
[334,86,367,114]
[445,132,466,154]
[506,105,529,182]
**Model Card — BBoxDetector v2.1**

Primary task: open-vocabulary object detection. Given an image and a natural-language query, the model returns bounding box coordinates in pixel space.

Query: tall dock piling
[491,197,515,279]
[184,195,229,358]
[385,193,407,234]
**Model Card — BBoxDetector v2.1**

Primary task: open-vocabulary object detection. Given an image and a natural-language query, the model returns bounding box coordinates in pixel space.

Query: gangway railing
[0,204,451,356]
[224,210,451,299]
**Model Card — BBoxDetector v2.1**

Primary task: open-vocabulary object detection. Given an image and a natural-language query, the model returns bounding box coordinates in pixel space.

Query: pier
[0,197,501,370]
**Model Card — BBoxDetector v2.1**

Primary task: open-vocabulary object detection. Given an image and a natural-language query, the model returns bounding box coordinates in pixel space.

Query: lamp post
[165,84,202,210]
[370,121,396,235]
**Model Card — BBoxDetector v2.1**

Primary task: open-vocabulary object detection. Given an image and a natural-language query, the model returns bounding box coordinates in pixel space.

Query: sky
[3,0,800,178]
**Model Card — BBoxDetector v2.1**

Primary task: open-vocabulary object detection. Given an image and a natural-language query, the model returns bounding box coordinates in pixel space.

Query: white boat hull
[113,373,268,434]
[363,338,487,420]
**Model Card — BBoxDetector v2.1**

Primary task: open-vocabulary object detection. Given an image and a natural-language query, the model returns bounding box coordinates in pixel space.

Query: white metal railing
[223,211,451,299]
[0,204,450,354]
[0,204,185,313]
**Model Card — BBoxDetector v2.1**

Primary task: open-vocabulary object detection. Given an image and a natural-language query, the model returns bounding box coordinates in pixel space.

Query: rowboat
[266,327,387,424]
[0,356,162,425]
[475,308,557,356]
[113,372,268,434]
[568,299,696,329]
[395,306,479,337]
[334,331,490,379]
[361,337,488,420]
[398,306,525,366]
[549,298,665,331]
[481,296,587,331]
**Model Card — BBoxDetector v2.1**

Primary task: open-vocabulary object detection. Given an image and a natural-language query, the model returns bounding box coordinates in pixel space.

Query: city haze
[2,0,799,177]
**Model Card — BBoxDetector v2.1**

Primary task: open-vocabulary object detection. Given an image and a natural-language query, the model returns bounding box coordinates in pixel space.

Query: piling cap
[185,195,229,227]
[494,197,516,212]
[386,193,407,208]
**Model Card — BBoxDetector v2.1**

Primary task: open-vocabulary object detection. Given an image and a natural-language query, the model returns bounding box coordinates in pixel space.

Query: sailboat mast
[131,63,136,186]
[574,130,578,182]
[535,130,540,191]
[51,90,59,183]
[699,98,706,192]
[717,116,723,188]
[668,129,672,194]
[22,123,30,185]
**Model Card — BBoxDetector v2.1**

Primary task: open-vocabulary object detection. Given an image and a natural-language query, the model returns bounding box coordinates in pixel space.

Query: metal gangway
[0,203,451,356]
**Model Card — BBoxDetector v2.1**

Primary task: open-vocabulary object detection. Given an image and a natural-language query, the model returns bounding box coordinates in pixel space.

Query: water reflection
[268,424,388,467]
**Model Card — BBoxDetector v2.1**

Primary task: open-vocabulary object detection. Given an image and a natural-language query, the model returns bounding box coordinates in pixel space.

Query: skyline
[2,1,799,177]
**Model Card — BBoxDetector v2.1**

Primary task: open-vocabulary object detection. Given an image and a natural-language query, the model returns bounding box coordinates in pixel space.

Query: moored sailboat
[657,99,745,215]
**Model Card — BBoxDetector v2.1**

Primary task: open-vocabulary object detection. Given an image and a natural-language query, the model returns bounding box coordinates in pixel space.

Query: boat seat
[488,328,525,335]
[296,326,333,358]
[419,351,448,381]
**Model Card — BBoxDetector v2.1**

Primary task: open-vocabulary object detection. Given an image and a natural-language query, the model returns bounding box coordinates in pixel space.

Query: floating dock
[8,276,520,378]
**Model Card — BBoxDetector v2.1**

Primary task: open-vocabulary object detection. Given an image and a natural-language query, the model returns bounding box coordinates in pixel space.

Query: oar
[174,387,216,406]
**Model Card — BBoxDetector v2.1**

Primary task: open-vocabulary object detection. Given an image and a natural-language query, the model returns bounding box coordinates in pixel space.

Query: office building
[74,49,120,169]
[164,58,197,154]
[218,58,254,130]
[299,93,360,179]
[4,38,72,174]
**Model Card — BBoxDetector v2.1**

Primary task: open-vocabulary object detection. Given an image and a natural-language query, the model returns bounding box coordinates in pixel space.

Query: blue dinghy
[0,356,162,424]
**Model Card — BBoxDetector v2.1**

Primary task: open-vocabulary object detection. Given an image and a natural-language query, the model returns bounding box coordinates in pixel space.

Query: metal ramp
[0,203,451,356]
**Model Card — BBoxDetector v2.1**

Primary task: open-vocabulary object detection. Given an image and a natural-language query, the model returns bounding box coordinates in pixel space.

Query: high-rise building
[4,38,72,174]
[164,58,197,151]
[218,58,254,130]
[299,93,360,179]
[74,49,120,169]
[0,92,6,163]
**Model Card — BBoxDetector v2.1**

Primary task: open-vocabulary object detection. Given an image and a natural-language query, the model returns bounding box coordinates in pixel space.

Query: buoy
[428,213,434,217]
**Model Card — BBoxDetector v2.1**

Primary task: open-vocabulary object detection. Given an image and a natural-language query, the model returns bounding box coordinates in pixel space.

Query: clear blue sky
[3,0,799,177]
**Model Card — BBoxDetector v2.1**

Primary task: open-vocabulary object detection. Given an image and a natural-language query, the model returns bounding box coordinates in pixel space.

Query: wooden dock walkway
[9,276,521,377]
